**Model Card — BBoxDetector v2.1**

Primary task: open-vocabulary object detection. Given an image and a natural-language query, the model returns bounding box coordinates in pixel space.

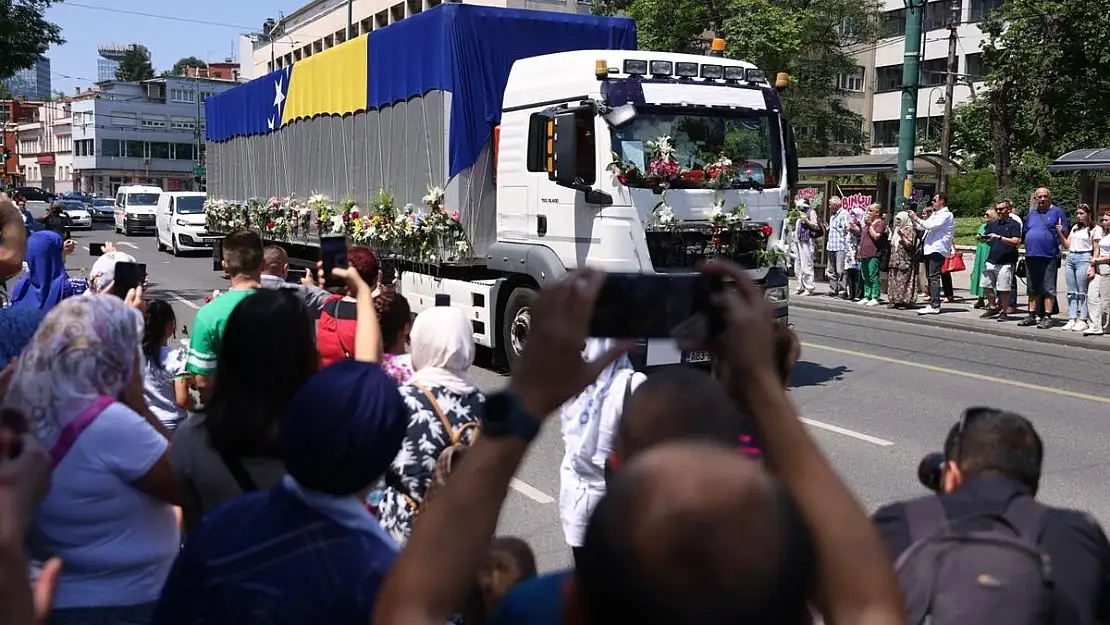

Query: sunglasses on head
[953,406,993,462]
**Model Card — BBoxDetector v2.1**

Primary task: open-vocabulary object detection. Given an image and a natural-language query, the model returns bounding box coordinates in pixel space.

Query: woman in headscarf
[0,307,45,403]
[968,207,996,310]
[377,306,484,545]
[153,360,408,625]
[557,339,646,558]
[4,295,180,625]
[886,209,918,309]
[8,231,85,310]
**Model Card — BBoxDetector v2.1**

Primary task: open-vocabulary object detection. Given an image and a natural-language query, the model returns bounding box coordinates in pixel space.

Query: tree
[115,47,155,82]
[0,0,64,80]
[0,83,11,100]
[593,0,884,156]
[169,56,207,76]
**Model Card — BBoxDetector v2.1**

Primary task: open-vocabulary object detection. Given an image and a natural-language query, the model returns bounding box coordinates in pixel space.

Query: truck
[202,3,797,372]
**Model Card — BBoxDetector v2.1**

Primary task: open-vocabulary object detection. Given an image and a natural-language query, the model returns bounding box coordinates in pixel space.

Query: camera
[917,452,947,493]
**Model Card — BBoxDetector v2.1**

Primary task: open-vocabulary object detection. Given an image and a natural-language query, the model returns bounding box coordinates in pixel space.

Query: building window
[102,139,121,157]
[124,140,144,158]
[171,119,197,131]
[924,0,961,31]
[149,142,171,159]
[919,58,947,86]
[170,89,195,103]
[174,143,195,160]
[112,112,137,127]
[872,120,900,147]
[965,52,986,80]
[884,8,907,37]
[142,116,167,128]
[969,0,1003,21]
[875,64,902,91]
[839,66,865,92]
[75,139,94,156]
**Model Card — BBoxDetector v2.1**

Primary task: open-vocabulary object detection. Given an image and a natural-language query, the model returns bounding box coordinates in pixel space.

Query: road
[17,201,1110,573]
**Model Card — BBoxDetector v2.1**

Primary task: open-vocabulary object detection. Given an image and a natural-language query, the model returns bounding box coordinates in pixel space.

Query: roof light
[775,72,790,91]
[711,38,725,52]
[723,66,745,81]
[675,62,698,77]
[649,60,673,76]
[701,64,723,79]
[746,69,766,82]
[595,59,610,79]
[623,59,648,75]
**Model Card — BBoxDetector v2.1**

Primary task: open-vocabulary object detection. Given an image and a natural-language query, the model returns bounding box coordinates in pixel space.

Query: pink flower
[451,210,460,221]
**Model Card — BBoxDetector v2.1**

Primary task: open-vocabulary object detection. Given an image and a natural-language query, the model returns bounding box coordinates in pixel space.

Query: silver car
[60,200,93,229]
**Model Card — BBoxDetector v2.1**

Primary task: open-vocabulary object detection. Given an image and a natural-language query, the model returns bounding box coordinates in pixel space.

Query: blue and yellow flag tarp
[204,4,636,176]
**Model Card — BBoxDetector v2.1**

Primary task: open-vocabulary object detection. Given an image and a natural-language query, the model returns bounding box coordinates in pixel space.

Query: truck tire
[502,286,536,373]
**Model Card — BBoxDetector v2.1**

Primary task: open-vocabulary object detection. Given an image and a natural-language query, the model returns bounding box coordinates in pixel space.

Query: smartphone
[589,273,723,339]
[111,262,145,298]
[286,267,308,283]
[320,235,348,288]
[435,294,450,307]
[89,242,105,256]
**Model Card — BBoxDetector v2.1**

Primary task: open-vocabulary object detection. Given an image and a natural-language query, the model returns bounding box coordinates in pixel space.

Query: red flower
[618,176,628,184]
[760,224,773,236]
[266,220,275,230]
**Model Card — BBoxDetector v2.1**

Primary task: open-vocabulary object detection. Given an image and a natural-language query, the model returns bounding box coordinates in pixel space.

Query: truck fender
[485,241,567,285]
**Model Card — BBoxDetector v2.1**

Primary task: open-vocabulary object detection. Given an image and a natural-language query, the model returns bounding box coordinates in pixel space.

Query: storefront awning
[799,153,961,177]
[1046,148,1110,173]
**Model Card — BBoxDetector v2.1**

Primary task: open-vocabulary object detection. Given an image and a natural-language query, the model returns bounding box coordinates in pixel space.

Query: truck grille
[646,225,769,271]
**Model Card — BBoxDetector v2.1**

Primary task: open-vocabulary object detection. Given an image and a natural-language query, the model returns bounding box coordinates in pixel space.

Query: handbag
[941,252,966,273]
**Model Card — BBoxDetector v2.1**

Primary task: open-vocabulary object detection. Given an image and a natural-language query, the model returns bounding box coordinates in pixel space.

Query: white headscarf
[407,306,476,395]
[890,210,912,246]
[89,251,137,291]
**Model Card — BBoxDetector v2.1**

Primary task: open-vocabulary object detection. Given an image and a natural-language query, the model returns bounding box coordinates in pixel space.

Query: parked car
[62,191,94,207]
[16,186,54,202]
[91,198,114,222]
[59,200,93,229]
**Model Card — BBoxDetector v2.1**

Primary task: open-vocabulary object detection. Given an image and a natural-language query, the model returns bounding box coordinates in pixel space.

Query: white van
[114,185,163,236]
[156,192,212,255]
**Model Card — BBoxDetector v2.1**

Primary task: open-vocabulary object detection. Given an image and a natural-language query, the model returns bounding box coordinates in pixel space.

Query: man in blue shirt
[1021,187,1068,329]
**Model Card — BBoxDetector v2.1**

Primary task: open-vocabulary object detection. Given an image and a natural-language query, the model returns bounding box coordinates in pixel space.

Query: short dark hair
[262,245,288,273]
[934,193,947,204]
[222,230,264,277]
[996,199,1013,210]
[943,407,1043,492]
[374,290,411,349]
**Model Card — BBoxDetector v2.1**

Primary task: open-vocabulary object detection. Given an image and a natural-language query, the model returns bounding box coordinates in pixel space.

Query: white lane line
[510,478,555,504]
[165,290,200,310]
[117,241,139,250]
[800,418,893,446]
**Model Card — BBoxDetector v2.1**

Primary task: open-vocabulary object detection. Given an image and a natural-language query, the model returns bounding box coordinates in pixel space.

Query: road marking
[117,241,139,250]
[510,478,554,504]
[165,290,200,310]
[800,418,893,446]
[802,342,1110,406]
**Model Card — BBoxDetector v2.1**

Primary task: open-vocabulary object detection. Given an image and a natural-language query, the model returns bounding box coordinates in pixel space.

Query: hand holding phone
[89,242,105,256]
[110,262,145,299]
[320,235,348,289]
[588,273,723,340]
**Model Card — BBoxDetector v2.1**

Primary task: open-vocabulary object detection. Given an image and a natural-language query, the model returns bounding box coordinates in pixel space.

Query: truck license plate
[684,351,711,364]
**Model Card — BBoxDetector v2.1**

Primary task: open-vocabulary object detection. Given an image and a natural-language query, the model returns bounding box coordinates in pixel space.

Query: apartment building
[15,100,76,194]
[70,76,237,196]
[1,56,52,101]
[239,0,593,80]
[1,99,39,186]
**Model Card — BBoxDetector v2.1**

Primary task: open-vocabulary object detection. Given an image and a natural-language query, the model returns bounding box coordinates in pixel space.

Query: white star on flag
[267,116,275,130]
[273,75,285,109]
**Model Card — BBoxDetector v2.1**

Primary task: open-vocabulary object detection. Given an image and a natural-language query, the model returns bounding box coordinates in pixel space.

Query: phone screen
[111,262,145,298]
[589,273,722,339]
[89,242,105,256]
[320,235,348,288]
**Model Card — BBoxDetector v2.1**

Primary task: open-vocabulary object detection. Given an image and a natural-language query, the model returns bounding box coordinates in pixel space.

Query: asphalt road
[17,201,1110,574]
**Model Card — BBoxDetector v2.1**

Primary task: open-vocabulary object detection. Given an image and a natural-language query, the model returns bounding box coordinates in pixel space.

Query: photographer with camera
[873,408,1110,625]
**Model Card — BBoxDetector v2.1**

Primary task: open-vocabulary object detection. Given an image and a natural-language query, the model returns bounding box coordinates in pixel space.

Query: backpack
[895,496,1053,625]
[396,385,480,517]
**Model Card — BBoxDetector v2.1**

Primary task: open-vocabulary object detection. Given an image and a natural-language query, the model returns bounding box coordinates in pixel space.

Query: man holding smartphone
[979,201,1023,321]
[260,245,331,318]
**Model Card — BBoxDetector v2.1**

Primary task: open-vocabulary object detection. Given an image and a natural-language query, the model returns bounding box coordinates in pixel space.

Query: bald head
[576,442,816,625]
[1034,187,1051,210]
[262,245,289,277]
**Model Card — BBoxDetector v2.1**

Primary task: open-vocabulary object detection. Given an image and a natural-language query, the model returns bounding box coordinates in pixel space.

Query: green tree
[0,82,11,99]
[0,1,64,80]
[115,47,155,82]
[169,56,207,76]
[593,0,884,156]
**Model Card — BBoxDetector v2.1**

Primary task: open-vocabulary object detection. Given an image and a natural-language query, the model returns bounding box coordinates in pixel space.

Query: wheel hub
[510,307,530,356]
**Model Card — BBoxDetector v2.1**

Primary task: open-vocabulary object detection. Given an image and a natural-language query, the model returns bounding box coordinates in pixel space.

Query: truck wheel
[502,286,536,373]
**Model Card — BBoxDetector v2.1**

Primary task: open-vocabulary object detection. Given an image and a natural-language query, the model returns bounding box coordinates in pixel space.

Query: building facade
[1,99,39,187]
[70,76,237,196]
[15,100,76,194]
[97,44,151,83]
[185,62,241,81]
[1,57,52,101]
[241,0,593,78]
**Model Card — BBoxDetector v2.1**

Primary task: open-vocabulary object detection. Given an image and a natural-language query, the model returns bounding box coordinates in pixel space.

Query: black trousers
[925,252,945,308]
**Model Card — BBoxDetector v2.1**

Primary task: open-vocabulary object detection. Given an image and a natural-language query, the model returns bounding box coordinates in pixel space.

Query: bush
[947,168,996,217]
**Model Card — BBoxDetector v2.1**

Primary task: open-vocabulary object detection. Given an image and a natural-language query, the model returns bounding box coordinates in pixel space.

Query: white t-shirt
[143,346,188,432]
[31,402,179,609]
[1068,225,1104,253]
[1100,233,1110,257]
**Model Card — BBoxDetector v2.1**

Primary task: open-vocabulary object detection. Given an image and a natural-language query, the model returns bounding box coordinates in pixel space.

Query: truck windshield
[175,196,205,214]
[609,108,782,190]
[127,193,160,206]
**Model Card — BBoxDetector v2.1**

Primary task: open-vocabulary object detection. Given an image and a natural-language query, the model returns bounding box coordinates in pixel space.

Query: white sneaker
[1073,321,1088,332]
[917,305,940,315]
[1062,320,1076,331]
[857,298,869,304]
[1083,325,1104,336]
[866,299,880,306]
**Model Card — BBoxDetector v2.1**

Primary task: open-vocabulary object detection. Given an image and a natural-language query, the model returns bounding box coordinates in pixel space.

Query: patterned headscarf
[4,295,143,455]
[0,307,46,363]
[280,360,408,496]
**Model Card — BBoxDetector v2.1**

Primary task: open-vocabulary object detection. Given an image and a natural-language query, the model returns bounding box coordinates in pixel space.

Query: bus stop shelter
[1047,149,1110,215]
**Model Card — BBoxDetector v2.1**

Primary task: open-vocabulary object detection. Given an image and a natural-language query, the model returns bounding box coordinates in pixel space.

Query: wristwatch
[482,390,542,442]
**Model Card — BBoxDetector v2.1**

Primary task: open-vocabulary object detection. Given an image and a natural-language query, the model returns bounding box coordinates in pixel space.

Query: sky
[43,0,302,94]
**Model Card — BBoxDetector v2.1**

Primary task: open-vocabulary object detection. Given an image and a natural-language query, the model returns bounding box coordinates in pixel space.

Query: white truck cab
[114,185,163,236]
[156,191,210,255]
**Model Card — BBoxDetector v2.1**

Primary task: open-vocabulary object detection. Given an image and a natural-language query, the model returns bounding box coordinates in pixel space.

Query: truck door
[542,107,597,268]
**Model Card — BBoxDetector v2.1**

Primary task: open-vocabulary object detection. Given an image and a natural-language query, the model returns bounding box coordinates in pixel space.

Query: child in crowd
[457,537,538,625]
[141,299,192,433]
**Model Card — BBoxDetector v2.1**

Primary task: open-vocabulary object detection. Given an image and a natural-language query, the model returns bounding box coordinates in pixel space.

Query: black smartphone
[435,294,450,306]
[212,239,223,272]
[111,262,145,298]
[320,235,348,288]
[89,242,105,256]
[589,273,723,339]
[286,267,308,283]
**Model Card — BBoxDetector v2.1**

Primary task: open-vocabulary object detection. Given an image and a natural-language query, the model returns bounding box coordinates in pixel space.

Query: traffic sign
[193,166,205,176]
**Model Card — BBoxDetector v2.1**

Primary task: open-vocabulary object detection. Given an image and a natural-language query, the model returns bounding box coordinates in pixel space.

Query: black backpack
[895,496,1053,625]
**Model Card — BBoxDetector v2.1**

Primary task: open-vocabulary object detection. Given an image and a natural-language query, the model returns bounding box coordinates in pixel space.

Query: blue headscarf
[0,307,46,362]
[280,360,409,496]
[9,231,67,311]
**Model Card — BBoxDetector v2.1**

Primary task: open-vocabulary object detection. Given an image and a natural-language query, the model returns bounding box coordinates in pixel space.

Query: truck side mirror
[547,111,581,189]
[783,119,799,188]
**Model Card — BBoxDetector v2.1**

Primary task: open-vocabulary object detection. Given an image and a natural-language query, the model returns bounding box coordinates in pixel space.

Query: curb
[791,296,1110,353]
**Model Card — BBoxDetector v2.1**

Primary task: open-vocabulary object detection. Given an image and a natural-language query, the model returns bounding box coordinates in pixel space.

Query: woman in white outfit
[1084,211,1110,336]
[792,198,819,295]
[558,338,647,559]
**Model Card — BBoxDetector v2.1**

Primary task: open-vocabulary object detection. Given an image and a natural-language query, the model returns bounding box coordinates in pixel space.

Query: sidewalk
[788,267,1110,352]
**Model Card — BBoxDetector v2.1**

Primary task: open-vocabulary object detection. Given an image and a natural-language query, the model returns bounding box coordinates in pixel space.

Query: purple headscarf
[9,231,67,311]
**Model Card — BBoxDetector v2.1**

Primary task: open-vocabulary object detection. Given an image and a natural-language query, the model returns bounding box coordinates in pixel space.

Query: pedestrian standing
[791,198,819,296]
[979,201,1022,322]
[1059,204,1102,332]
[824,197,849,298]
[886,210,918,309]
[845,204,865,301]
[858,203,886,306]
[968,208,995,309]
[1084,211,1110,336]
[910,194,955,315]
[1020,187,1068,329]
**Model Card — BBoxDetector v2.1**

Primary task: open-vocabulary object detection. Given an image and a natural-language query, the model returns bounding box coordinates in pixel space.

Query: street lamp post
[925,86,945,146]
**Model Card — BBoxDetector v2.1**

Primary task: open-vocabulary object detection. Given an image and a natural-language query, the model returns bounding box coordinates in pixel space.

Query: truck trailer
[203,4,796,372]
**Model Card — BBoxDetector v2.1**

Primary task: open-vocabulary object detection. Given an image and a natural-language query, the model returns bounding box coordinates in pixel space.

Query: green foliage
[593,0,884,157]
[946,169,996,217]
[0,82,11,99]
[115,48,155,82]
[169,57,207,77]
[0,1,64,80]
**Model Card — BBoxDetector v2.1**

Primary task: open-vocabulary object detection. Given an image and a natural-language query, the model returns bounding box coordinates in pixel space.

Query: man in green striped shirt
[185,231,264,400]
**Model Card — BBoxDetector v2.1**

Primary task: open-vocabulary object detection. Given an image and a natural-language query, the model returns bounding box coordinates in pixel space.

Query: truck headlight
[176,219,190,227]
[764,286,788,304]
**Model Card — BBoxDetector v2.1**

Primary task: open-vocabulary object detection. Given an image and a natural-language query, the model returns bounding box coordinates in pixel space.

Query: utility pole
[938,0,959,194]
[192,69,204,192]
[894,0,927,219]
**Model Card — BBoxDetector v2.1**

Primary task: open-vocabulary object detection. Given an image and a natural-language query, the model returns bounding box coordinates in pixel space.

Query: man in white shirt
[909,193,955,314]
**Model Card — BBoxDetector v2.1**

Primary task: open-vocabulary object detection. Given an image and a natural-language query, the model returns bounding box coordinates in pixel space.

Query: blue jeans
[1065,251,1092,319]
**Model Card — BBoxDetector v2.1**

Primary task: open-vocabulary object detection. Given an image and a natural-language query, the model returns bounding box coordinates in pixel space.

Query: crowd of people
[791,188,1110,335]
[3,188,1110,625]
